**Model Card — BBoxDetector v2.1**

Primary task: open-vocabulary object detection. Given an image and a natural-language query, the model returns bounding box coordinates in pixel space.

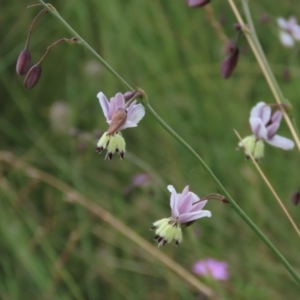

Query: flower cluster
[238,102,294,160]
[95,92,145,159]
[151,185,211,247]
[277,16,300,47]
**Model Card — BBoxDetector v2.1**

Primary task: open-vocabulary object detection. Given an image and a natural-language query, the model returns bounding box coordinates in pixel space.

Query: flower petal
[97,92,110,121]
[266,135,295,150]
[126,104,145,125]
[190,200,207,213]
[181,185,190,197]
[178,210,211,224]
[279,31,294,47]
[177,193,193,215]
[277,17,288,30]
[292,25,300,40]
[250,102,270,124]
[266,122,280,138]
[168,185,179,218]
[109,93,125,120]
[250,117,267,139]
[271,111,282,123]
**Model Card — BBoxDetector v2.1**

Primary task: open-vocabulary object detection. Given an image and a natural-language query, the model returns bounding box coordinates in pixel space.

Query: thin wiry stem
[234,130,300,238]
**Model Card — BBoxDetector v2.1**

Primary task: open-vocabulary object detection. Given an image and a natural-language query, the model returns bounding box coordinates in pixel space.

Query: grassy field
[1,0,300,299]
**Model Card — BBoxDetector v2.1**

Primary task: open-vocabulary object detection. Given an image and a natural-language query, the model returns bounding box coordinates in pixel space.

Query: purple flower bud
[23,64,42,89]
[16,49,31,76]
[259,14,269,24]
[123,91,136,101]
[185,0,210,7]
[291,190,300,205]
[234,23,242,31]
[221,47,240,79]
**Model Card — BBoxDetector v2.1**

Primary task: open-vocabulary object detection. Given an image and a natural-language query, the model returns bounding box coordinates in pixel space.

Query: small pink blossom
[277,16,300,47]
[238,102,294,160]
[192,258,229,281]
[96,92,145,159]
[151,185,211,247]
[97,92,145,131]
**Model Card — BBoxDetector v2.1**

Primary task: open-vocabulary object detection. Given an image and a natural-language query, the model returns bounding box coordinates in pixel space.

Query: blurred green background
[1,0,300,299]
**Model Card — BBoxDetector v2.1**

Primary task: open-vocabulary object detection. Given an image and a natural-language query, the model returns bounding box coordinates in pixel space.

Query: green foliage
[0,0,299,299]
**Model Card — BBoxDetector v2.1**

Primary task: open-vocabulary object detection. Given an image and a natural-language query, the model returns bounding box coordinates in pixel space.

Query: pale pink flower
[96,92,145,160]
[238,102,294,160]
[277,16,300,47]
[151,185,211,247]
[193,258,229,281]
[97,92,145,130]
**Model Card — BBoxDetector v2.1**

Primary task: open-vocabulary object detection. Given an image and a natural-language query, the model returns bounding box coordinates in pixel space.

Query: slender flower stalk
[36,0,300,285]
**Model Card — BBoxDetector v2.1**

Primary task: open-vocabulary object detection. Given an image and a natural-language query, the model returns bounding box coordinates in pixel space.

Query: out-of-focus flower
[185,0,210,7]
[192,258,229,281]
[291,189,300,206]
[238,102,294,160]
[95,92,145,160]
[277,16,300,47]
[132,173,151,187]
[49,101,71,134]
[151,185,211,247]
[221,46,240,79]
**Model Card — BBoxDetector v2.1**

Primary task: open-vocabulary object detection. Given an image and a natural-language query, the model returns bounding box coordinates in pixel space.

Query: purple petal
[250,117,267,139]
[108,93,125,120]
[190,200,207,213]
[119,103,145,130]
[271,111,282,123]
[168,185,179,218]
[97,92,110,121]
[250,102,271,124]
[266,122,280,138]
[266,135,295,150]
[181,185,190,197]
[178,210,211,223]
[190,192,200,204]
[193,259,229,281]
[177,193,193,215]
[279,32,294,47]
[277,17,288,30]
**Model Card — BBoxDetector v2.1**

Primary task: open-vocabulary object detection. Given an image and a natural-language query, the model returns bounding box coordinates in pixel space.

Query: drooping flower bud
[106,108,127,136]
[221,47,240,79]
[291,189,300,205]
[234,23,242,32]
[23,64,42,89]
[123,91,136,101]
[185,0,210,7]
[16,49,31,76]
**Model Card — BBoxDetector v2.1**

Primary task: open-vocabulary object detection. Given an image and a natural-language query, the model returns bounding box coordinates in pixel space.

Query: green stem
[36,1,300,285]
